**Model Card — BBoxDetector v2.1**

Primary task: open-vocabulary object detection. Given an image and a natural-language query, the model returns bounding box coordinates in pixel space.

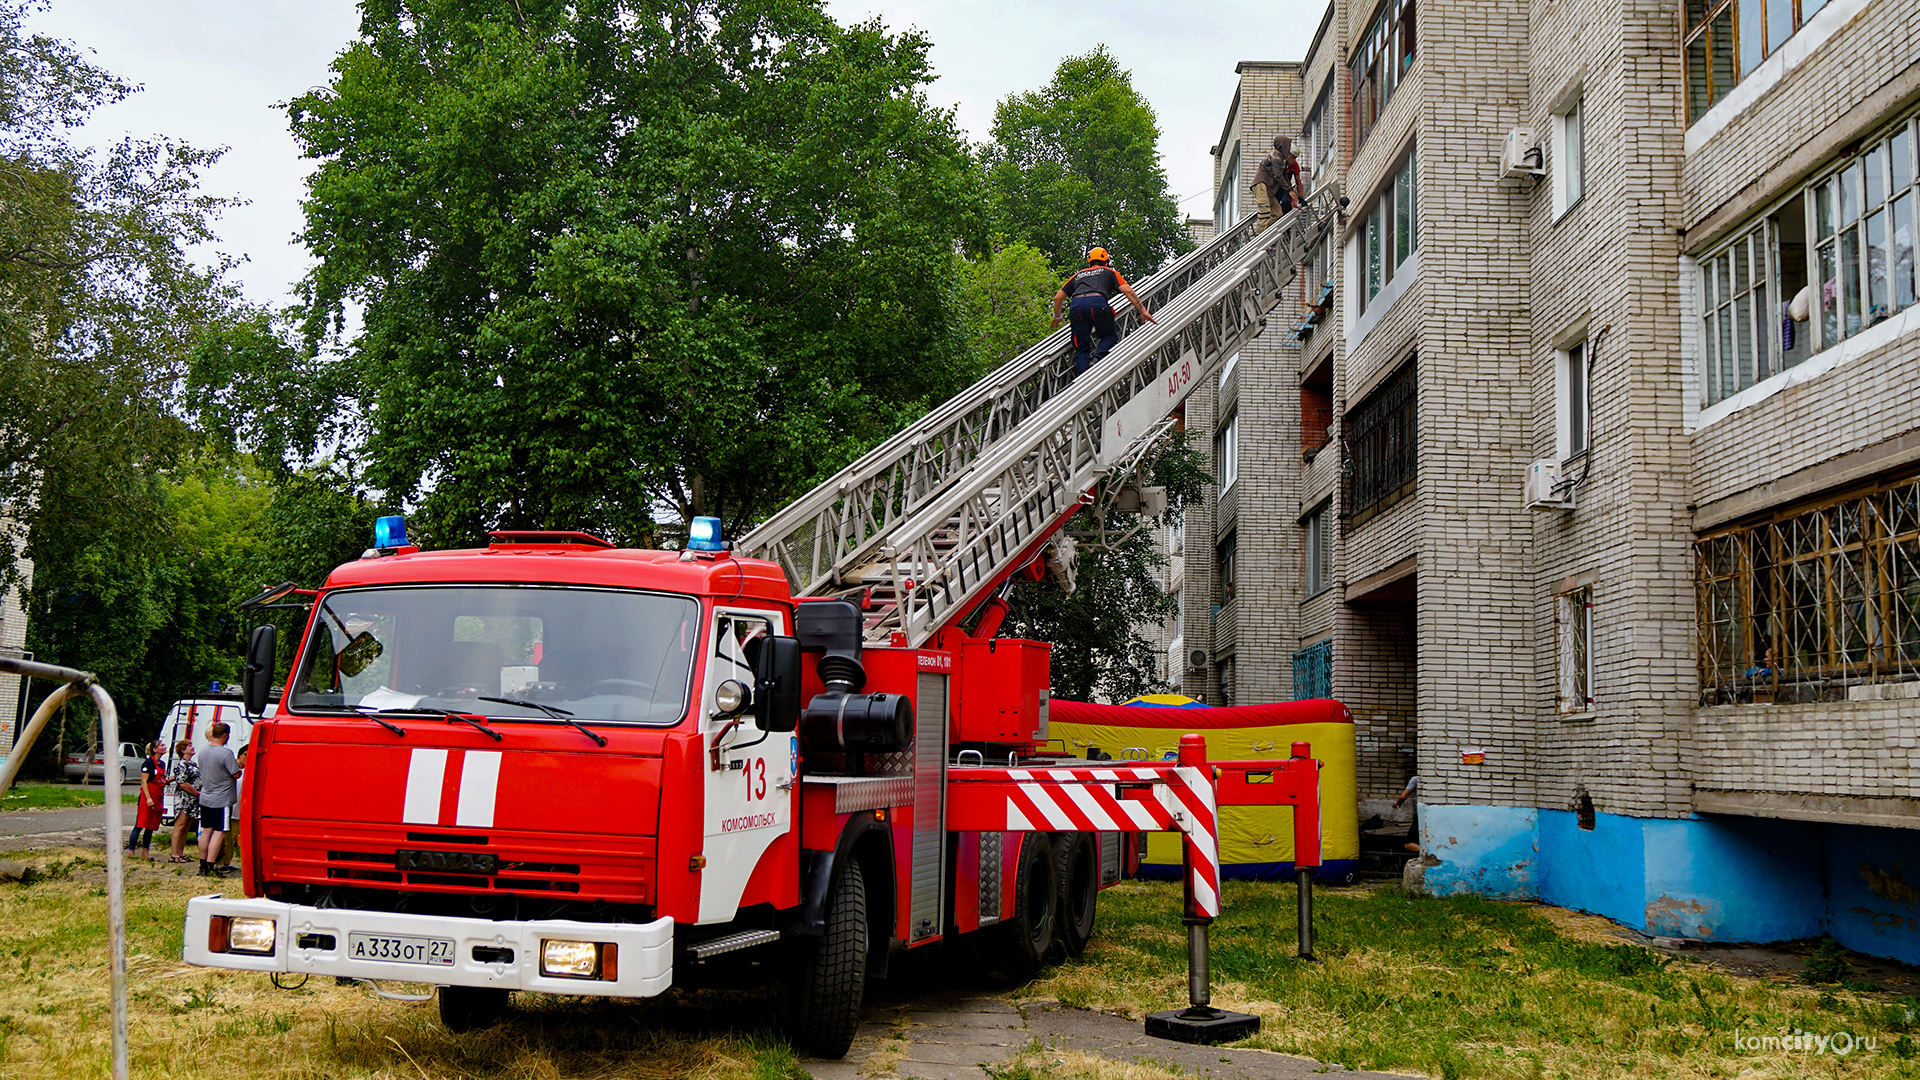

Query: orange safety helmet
[1087,247,1109,263]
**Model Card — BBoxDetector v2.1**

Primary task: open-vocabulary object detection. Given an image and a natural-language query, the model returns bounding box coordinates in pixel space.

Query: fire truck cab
[184,521,1134,1055]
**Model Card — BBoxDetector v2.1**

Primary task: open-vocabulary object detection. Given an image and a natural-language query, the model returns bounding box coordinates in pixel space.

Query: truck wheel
[998,833,1056,979]
[1053,833,1098,959]
[438,985,508,1032]
[786,858,868,1058]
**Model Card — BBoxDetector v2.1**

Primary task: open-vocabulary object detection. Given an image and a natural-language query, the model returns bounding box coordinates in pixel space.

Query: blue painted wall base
[1419,803,1920,965]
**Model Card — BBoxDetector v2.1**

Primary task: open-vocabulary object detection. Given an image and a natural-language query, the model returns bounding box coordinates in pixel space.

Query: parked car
[63,742,142,784]
[156,696,271,822]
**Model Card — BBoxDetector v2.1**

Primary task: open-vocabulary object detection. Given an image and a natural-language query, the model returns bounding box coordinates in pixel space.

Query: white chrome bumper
[182,894,674,997]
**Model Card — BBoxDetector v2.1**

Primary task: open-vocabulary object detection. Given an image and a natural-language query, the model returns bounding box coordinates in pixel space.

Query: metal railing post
[0,657,128,1080]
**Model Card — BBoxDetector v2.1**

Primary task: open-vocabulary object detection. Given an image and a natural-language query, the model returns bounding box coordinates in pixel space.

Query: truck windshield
[288,586,699,726]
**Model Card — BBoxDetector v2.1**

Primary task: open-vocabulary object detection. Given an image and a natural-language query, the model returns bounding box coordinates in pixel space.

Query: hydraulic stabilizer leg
[1145,735,1261,1045]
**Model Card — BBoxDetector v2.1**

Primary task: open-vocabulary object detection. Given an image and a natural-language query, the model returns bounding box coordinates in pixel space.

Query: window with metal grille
[1292,639,1332,700]
[1341,360,1417,526]
[1697,472,1920,704]
[1555,587,1593,715]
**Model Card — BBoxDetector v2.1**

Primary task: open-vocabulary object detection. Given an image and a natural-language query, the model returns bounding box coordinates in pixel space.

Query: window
[1698,114,1914,405]
[1303,502,1332,596]
[1812,122,1917,345]
[1215,413,1239,492]
[1351,0,1416,151]
[1217,533,1237,603]
[1684,0,1828,123]
[1559,340,1588,460]
[1360,148,1418,313]
[1302,75,1337,191]
[1302,357,1334,457]
[1215,141,1243,229]
[1697,472,1920,705]
[1553,96,1584,218]
[1342,359,1417,525]
[1555,586,1593,715]
[1292,639,1332,700]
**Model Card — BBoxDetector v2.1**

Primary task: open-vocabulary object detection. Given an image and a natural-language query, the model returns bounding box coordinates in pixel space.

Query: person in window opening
[1251,136,1305,232]
[1743,648,1776,680]
[1051,248,1156,380]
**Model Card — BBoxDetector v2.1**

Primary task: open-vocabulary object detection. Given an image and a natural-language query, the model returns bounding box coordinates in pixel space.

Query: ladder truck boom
[744,185,1345,647]
[737,209,1279,602]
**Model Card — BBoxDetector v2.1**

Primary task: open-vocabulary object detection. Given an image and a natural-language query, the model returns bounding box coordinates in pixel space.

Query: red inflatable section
[1048,698,1353,731]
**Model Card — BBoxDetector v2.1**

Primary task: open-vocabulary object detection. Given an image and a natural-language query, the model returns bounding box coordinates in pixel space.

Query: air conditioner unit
[1499,127,1544,179]
[1187,648,1210,671]
[1525,459,1574,511]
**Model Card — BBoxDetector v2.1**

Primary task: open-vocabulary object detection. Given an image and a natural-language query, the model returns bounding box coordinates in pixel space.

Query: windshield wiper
[478,696,607,747]
[293,704,408,736]
[357,704,503,742]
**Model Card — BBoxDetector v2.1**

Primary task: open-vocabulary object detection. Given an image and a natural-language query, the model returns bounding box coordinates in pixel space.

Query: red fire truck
[182,193,1343,1055]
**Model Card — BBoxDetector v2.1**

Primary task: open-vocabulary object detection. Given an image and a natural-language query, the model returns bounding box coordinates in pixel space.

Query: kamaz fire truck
[182,190,1345,1055]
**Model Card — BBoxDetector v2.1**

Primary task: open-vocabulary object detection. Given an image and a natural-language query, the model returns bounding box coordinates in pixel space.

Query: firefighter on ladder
[1051,247,1156,381]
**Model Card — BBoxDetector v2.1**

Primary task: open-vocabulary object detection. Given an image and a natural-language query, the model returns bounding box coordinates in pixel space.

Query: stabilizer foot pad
[1144,1007,1260,1045]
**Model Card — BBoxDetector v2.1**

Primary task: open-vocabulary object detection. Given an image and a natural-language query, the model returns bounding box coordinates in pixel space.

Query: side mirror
[753,635,803,732]
[243,624,277,718]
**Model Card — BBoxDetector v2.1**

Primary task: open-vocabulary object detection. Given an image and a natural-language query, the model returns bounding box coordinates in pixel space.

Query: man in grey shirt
[196,722,242,878]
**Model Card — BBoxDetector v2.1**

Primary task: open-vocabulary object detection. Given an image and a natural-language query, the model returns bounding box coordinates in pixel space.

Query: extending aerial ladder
[740,184,1347,647]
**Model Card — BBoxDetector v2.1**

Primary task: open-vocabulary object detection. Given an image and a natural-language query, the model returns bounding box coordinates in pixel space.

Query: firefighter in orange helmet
[1050,247,1156,380]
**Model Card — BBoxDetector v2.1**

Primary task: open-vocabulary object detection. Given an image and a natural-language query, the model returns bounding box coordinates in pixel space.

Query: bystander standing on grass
[167,739,200,864]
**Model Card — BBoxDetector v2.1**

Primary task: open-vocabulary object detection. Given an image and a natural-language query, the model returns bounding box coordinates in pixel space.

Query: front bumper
[183,894,673,997]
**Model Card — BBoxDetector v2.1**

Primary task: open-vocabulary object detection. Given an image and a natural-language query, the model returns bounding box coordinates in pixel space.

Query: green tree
[953,241,1057,368]
[277,0,989,546]
[0,0,238,587]
[982,46,1193,278]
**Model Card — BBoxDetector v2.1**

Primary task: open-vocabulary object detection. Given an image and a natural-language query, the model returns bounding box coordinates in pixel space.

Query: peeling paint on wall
[1859,862,1918,906]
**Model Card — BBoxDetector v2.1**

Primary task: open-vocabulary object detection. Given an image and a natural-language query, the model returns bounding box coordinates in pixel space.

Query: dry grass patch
[0,848,809,1080]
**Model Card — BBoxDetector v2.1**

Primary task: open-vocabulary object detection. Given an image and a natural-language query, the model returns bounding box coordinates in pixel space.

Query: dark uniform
[1061,263,1129,377]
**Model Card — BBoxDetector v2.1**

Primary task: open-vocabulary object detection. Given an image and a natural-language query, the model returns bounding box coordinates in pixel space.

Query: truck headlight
[540,939,617,980]
[226,917,277,955]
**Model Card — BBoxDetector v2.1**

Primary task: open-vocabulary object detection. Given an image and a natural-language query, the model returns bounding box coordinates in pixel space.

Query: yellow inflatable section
[1049,698,1359,882]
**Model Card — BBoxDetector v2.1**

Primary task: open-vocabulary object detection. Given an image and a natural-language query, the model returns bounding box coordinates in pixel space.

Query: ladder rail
[737,215,1264,595]
[859,186,1345,645]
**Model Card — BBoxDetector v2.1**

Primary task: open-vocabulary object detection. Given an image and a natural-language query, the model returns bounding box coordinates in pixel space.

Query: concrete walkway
[805,989,1417,1080]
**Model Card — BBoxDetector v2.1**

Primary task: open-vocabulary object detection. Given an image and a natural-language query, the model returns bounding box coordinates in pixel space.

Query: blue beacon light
[374,515,409,550]
[687,516,726,552]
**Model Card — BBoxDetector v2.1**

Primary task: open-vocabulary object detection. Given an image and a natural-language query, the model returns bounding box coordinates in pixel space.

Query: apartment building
[1190,0,1920,962]
[0,553,29,758]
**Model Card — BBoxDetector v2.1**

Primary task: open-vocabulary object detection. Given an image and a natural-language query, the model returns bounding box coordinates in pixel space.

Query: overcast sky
[28,0,1326,310]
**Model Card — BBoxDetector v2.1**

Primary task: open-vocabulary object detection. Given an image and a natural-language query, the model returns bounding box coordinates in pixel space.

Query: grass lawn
[1,782,138,810]
[0,847,808,1080]
[2,849,1915,1080]
[1022,879,1920,1080]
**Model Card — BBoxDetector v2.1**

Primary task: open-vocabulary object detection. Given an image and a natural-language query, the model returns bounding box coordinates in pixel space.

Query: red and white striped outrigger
[946,732,1323,1042]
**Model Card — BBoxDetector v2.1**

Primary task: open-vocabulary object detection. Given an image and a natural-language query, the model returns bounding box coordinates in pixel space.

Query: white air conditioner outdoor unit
[1525,459,1575,511]
[1500,127,1544,179]
[1187,648,1210,671]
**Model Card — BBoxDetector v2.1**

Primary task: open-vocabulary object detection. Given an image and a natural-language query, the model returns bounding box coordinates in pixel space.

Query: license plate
[395,848,498,874]
[347,932,455,966]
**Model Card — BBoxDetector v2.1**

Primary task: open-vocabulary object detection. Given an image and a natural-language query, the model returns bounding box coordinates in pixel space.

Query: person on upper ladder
[1251,136,1305,232]
[1050,247,1156,381]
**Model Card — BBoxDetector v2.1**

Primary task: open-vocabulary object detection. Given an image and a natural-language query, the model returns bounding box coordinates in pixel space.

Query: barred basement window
[1292,639,1332,700]
[1696,472,1920,705]
[1555,587,1593,715]
[1342,359,1416,526]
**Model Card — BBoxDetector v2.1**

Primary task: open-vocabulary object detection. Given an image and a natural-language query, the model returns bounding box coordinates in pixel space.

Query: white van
[157,697,273,822]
